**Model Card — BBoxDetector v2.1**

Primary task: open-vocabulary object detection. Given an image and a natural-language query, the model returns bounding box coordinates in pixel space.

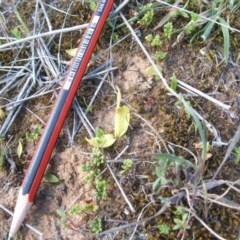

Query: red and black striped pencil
[8,1,114,238]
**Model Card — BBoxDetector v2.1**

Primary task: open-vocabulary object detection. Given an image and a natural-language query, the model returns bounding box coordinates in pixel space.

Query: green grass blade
[219,17,230,63]
[180,96,207,161]
[201,20,215,41]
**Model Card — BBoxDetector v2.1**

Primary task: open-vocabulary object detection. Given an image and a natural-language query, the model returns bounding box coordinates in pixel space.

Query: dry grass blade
[213,124,240,179]
[0,24,88,50]
[0,204,43,239]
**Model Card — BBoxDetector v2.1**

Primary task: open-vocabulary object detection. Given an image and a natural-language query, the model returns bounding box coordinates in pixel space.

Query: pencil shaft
[9,0,114,237]
[24,0,114,202]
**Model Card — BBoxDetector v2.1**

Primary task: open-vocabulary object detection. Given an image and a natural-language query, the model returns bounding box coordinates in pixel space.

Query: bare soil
[1,1,240,240]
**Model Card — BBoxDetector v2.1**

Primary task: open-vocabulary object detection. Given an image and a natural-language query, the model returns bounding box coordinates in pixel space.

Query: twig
[129,202,152,240]
[0,204,43,239]
[178,79,230,110]
[182,207,227,240]
[106,145,136,213]
[156,0,240,34]
[213,124,240,179]
[0,24,88,50]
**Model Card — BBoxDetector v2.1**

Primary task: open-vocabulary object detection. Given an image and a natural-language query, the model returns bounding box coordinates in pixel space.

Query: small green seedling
[121,159,134,174]
[154,51,167,61]
[146,65,162,80]
[26,124,43,141]
[145,34,153,42]
[90,217,103,233]
[164,22,173,39]
[151,34,162,47]
[185,12,199,35]
[81,147,104,183]
[234,147,240,164]
[158,224,170,235]
[69,204,98,215]
[173,208,190,232]
[88,0,97,11]
[86,87,130,148]
[11,27,22,39]
[138,3,154,27]
[153,153,194,192]
[56,209,68,228]
[170,73,178,91]
[95,178,107,201]
[86,128,116,148]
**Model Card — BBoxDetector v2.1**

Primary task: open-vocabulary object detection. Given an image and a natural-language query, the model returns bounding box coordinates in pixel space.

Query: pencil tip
[7,235,13,240]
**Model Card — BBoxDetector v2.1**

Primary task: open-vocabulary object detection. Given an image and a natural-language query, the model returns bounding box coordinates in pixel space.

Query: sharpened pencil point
[7,235,13,240]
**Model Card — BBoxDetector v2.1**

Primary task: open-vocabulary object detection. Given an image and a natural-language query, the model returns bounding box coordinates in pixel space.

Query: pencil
[8,0,114,238]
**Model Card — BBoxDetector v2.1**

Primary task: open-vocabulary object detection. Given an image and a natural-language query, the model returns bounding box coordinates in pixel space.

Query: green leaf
[114,87,130,138]
[17,139,23,158]
[116,86,121,108]
[145,34,153,42]
[65,48,78,57]
[44,173,60,183]
[115,105,130,138]
[219,17,230,63]
[0,108,5,120]
[56,209,66,217]
[201,19,215,41]
[86,134,116,148]
[164,22,173,39]
[146,65,162,80]
[11,27,21,39]
[180,96,207,161]
[156,153,194,169]
[170,73,178,91]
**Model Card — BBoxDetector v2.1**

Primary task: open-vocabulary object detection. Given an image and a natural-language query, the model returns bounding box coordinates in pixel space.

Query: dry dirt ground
[1,1,240,240]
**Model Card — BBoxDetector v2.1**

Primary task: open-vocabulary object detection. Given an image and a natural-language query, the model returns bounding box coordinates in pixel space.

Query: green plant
[158,224,170,235]
[69,204,98,215]
[14,9,29,35]
[81,147,104,183]
[121,159,134,174]
[44,173,60,183]
[199,1,230,63]
[173,208,190,232]
[95,178,107,201]
[81,148,107,200]
[185,12,199,35]
[91,147,105,166]
[145,34,153,42]
[154,51,167,61]
[11,27,21,39]
[111,32,119,43]
[234,147,240,164]
[138,4,154,27]
[153,153,195,192]
[164,22,174,39]
[56,209,68,228]
[86,87,130,148]
[151,34,162,47]
[90,217,103,233]
[170,73,178,91]
[0,136,6,171]
[0,147,4,171]
[87,0,97,11]
[26,124,43,141]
